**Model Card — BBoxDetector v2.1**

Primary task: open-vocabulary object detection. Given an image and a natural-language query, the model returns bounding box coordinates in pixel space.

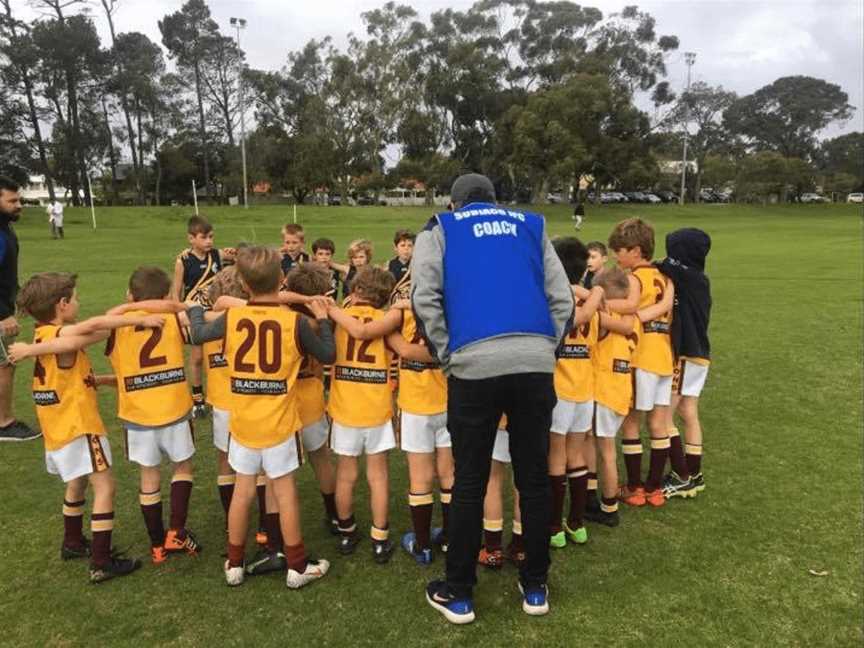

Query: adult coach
[0,176,39,441]
[412,173,574,623]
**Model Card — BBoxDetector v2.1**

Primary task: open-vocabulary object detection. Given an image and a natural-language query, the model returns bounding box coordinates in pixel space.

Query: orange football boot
[164,528,202,555]
[255,528,268,547]
[151,545,168,565]
[618,485,646,507]
[477,547,505,569]
[644,488,666,507]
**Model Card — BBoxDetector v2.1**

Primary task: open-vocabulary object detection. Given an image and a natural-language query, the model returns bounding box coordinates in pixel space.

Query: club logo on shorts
[231,377,287,395]
[33,389,60,406]
[400,358,439,372]
[643,320,670,334]
[334,365,388,384]
[124,368,186,392]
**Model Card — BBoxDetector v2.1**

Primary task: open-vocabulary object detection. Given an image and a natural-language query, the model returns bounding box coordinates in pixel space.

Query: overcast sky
[20,0,864,139]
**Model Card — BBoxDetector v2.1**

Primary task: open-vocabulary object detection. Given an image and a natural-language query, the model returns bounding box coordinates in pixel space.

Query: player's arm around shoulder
[170,256,185,301]
[187,304,227,345]
[636,277,675,323]
[599,312,636,336]
[326,303,402,340]
[298,302,336,364]
[574,286,604,325]
[386,331,436,364]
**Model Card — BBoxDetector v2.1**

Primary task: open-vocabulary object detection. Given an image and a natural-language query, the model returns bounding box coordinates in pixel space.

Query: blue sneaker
[430,527,448,553]
[401,532,433,566]
[518,582,550,616]
[426,579,475,624]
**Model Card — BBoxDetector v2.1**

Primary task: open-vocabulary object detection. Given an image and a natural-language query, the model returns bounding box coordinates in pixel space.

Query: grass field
[0,202,861,647]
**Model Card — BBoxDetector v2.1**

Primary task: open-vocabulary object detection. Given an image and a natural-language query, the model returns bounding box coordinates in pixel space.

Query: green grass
[0,202,861,647]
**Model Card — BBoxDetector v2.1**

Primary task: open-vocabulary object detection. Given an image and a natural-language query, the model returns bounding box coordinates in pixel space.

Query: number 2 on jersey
[345,317,376,364]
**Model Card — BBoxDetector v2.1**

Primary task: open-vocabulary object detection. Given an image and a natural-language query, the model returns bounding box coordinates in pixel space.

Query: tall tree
[160,0,221,200]
[724,76,854,160]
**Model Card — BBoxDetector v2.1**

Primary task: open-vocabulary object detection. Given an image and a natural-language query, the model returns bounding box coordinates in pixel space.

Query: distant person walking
[573,202,585,231]
[413,173,574,624]
[47,199,64,239]
[0,175,40,441]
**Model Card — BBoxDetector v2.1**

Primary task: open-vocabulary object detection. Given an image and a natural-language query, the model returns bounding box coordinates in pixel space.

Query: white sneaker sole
[518,583,550,616]
[425,592,475,625]
[224,561,245,587]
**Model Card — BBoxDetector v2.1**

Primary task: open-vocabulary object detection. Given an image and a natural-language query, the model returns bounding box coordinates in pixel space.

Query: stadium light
[679,52,697,206]
[231,17,249,210]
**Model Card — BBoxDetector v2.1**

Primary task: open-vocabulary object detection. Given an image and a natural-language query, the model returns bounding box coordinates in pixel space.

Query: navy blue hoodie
[656,228,711,360]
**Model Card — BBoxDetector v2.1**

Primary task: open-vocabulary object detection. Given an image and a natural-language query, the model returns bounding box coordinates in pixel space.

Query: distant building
[659,160,698,175]
[19,175,80,206]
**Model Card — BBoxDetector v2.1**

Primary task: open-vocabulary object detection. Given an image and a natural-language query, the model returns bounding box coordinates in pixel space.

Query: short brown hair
[608,218,654,260]
[187,215,212,236]
[351,266,395,308]
[16,272,77,323]
[129,266,171,300]
[282,224,304,239]
[587,241,608,256]
[285,264,331,297]
[208,266,249,302]
[393,229,415,245]
[312,238,335,254]
[348,239,373,262]
[594,267,630,300]
[236,246,281,295]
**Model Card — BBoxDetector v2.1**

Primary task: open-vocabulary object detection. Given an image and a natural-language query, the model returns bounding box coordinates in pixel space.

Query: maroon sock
[668,430,690,479]
[621,439,643,488]
[217,476,235,523]
[509,530,524,553]
[321,491,337,522]
[139,491,165,547]
[483,521,503,551]
[62,499,86,548]
[645,437,670,491]
[265,512,283,553]
[228,542,245,568]
[440,488,452,539]
[566,466,588,528]
[256,481,267,530]
[601,495,619,514]
[409,492,434,550]
[686,444,703,475]
[284,542,307,572]
[169,475,193,531]
[548,474,566,534]
[90,511,114,569]
[338,514,356,537]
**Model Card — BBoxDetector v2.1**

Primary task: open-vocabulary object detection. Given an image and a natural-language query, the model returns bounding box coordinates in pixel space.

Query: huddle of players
[10,213,712,589]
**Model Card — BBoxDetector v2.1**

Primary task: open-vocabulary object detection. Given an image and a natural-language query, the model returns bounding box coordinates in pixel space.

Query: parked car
[654,190,678,203]
[847,192,863,204]
[644,193,662,204]
[327,194,342,206]
[800,193,830,203]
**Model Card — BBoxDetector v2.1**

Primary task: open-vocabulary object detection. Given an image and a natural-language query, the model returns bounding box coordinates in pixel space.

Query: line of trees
[0,0,860,206]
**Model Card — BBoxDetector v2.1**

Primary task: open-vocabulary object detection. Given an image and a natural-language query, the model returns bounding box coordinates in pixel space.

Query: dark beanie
[450,174,496,205]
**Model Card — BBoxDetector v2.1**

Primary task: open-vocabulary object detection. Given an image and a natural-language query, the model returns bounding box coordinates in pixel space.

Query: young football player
[188,245,334,588]
[478,417,524,569]
[107,266,203,563]
[280,224,310,277]
[10,272,164,582]
[311,238,340,298]
[584,241,608,290]
[330,239,372,301]
[171,215,236,418]
[387,230,415,283]
[548,238,603,548]
[656,228,712,498]
[583,268,639,527]
[607,218,675,508]
[325,266,399,563]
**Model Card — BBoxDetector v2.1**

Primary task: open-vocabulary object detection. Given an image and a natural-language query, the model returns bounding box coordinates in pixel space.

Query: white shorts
[492,428,511,464]
[674,359,710,398]
[228,434,303,479]
[633,369,673,411]
[400,411,450,453]
[594,403,625,438]
[330,420,395,457]
[301,415,329,453]
[125,420,195,467]
[212,407,229,453]
[46,434,113,483]
[551,398,593,435]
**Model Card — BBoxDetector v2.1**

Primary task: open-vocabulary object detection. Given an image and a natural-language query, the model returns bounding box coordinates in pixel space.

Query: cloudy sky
[20,0,864,138]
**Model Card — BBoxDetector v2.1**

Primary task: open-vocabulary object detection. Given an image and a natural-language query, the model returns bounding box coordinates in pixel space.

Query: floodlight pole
[231,17,249,210]
[679,52,696,205]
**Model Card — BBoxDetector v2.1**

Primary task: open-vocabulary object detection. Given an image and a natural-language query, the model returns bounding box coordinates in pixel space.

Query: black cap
[450,173,496,205]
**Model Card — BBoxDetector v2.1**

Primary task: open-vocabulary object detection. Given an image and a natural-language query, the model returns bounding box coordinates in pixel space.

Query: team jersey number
[135,326,167,368]
[234,318,282,374]
[345,317,376,364]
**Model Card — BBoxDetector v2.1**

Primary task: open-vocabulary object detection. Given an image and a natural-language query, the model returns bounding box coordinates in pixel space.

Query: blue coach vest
[439,202,556,353]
